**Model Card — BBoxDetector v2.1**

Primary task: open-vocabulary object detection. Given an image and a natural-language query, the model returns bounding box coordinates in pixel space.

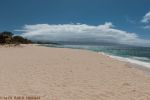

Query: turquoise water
[42,44,150,66]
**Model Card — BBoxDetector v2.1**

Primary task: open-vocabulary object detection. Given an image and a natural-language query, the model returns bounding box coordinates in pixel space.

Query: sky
[0,0,150,46]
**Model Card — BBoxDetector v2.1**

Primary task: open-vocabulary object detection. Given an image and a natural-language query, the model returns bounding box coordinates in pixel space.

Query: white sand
[0,45,150,100]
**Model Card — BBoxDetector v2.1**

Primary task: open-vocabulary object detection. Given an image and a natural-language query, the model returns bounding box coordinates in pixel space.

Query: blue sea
[42,44,150,68]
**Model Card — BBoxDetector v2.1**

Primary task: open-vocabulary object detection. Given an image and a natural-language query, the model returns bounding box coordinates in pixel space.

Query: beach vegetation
[0,31,32,45]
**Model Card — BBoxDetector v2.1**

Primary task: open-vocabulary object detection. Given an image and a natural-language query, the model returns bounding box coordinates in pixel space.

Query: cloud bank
[17,22,150,47]
[141,11,150,23]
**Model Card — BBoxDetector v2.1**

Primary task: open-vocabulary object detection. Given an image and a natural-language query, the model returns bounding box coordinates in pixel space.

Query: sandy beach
[0,45,150,100]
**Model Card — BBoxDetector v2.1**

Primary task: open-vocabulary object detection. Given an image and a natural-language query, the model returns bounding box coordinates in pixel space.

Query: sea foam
[99,52,150,68]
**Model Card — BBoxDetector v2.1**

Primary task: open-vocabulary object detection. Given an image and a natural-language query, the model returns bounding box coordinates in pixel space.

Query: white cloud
[16,22,150,47]
[143,25,150,29]
[141,11,150,23]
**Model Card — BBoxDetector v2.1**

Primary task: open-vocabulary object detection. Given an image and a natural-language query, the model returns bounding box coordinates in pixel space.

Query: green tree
[0,31,33,44]
[13,36,32,44]
[0,31,13,44]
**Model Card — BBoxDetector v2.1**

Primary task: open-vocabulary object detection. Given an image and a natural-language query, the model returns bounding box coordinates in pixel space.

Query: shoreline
[37,44,150,76]
[98,52,150,76]
[41,44,150,69]
[41,44,150,73]
[1,44,150,75]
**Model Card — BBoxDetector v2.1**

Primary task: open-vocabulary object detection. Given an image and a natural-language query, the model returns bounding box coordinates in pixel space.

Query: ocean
[42,44,150,68]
